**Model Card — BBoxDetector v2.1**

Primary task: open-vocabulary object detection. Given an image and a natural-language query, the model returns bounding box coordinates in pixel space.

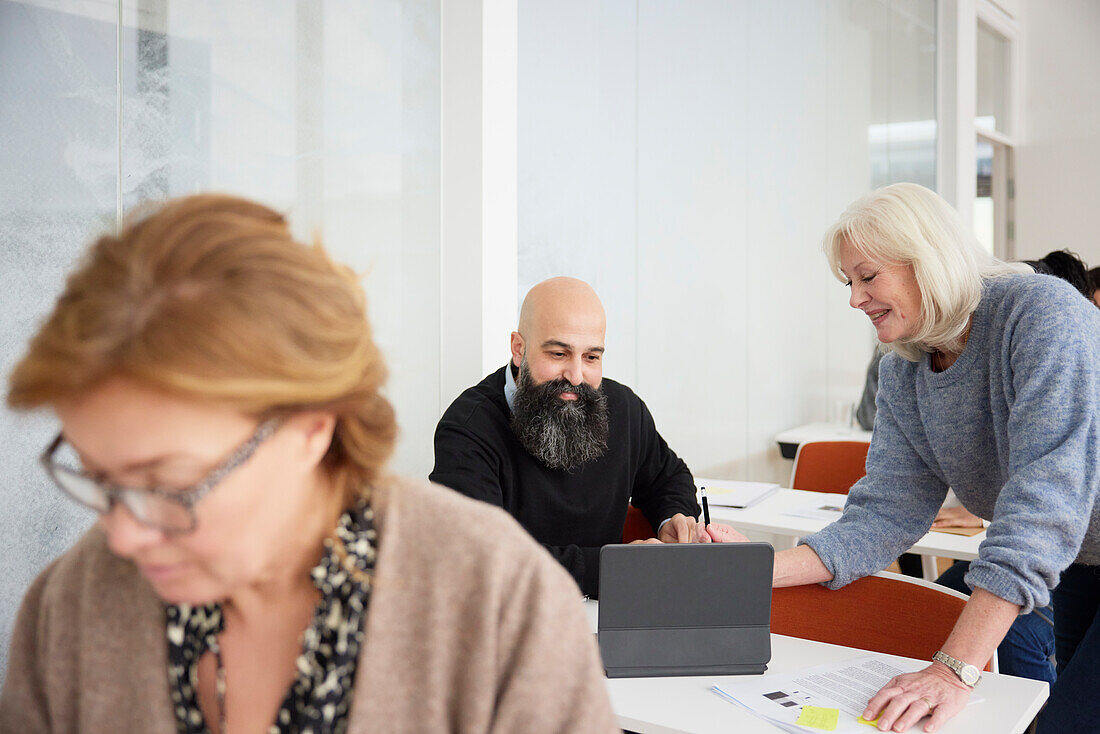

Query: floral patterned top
[165,501,377,734]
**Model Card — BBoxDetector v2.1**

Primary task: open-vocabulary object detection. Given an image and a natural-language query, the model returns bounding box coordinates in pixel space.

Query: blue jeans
[1037,564,1100,733]
[936,561,1057,685]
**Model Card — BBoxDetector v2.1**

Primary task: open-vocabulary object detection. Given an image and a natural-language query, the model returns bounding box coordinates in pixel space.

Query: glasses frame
[40,417,283,534]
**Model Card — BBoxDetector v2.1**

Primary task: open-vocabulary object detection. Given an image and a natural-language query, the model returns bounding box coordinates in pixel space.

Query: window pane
[975,137,995,254]
[121,0,442,476]
[0,0,118,686]
[977,20,1010,135]
[867,0,938,189]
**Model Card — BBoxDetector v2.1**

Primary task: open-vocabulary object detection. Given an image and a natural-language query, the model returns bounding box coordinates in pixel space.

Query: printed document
[713,655,982,733]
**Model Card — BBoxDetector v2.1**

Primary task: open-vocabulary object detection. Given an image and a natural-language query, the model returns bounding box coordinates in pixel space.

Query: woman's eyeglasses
[40,418,282,534]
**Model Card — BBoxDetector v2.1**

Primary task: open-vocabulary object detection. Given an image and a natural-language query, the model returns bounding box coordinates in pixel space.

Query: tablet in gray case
[598,542,773,678]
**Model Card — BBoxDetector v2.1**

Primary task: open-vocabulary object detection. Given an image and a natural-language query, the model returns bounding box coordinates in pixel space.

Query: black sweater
[429,365,700,596]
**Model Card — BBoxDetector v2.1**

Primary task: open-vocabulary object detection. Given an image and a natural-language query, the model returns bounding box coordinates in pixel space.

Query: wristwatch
[933,650,982,687]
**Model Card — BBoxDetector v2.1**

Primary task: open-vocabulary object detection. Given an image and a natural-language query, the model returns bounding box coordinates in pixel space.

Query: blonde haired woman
[716,183,1100,734]
[0,195,618,733]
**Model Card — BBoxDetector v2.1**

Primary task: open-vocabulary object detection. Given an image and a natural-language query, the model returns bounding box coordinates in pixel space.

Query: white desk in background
[584,601,1047,734]
[706,488,983,580]
[774,421,872,459]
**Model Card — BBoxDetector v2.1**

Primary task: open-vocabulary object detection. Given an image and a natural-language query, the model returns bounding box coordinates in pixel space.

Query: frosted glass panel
[865,0,938,189]
[0,0,117,684]
[122,0,441,476]
[1,0,440,683]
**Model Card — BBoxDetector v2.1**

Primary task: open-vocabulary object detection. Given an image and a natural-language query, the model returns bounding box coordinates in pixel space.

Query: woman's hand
[931,506,984,529]
[863,663,973,733]
[704,523,750,543]
[656,515,748,543]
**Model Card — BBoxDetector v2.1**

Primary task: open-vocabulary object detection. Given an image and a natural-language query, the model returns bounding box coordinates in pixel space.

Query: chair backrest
[789,440,871,494]
[771,570,994,671]
[621,504,656,543]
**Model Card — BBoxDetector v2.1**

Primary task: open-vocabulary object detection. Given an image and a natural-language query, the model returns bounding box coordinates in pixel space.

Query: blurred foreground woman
[0,195,617,734]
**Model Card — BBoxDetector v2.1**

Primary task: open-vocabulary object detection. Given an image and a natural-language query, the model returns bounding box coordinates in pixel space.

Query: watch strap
[933,650,980,687]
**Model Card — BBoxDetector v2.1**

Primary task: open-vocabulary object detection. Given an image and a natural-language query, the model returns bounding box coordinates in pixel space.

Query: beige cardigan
[0,479,619,734]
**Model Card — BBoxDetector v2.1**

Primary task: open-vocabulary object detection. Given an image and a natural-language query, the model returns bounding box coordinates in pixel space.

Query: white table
[585,602,1048,734]
[774,421,872,459]
[708,488,983,579]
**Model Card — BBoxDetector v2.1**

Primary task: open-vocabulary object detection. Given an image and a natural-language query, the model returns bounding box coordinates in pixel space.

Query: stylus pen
[701,487,711,528]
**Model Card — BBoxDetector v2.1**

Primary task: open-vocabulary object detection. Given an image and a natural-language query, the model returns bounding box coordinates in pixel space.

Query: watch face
[961,664,981,686]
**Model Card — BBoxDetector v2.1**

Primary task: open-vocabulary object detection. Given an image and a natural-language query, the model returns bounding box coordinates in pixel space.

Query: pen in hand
[701,487,711,529]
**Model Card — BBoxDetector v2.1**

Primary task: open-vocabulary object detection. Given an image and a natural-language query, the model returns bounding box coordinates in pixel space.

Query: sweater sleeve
[489,554,620,734]
[802,360,949,589]
[965,283,1100,613]
[627,396,701,532]
[430,415,509,507]
[0,567,52,732]
[430,418,602,596]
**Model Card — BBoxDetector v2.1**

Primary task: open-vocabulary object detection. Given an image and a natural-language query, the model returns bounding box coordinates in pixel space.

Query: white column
[440,0,518,408]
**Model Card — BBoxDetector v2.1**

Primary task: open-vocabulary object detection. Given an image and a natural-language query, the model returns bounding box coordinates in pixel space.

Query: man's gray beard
[510,360,610,471]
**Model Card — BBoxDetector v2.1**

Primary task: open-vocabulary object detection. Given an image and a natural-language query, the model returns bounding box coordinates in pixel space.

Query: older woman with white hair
[717,183,1100,734]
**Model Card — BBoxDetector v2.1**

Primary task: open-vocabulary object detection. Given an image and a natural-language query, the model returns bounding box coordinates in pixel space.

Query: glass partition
[977,20,1010,135]
[0,0,440,683]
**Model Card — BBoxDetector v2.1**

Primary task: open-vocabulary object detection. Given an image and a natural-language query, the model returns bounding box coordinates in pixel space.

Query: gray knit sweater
[805,273,1100,614]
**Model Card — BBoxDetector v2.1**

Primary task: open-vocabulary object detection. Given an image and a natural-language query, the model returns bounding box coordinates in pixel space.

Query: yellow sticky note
[796,706,839,731]
[857,715,881,727]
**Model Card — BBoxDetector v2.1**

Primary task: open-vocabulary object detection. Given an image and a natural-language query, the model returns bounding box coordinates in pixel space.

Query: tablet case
[598,542,774,678]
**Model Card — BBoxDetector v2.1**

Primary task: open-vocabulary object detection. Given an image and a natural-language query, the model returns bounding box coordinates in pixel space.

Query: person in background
[1023,249,1092,298]
[854,349,882,433]
[0,195,619,733]
[714,183,1100,733]
[1086,265,1100,308]
[430,277,738,597]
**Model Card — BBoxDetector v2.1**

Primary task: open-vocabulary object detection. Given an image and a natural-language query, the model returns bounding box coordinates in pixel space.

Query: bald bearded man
[430,278,735,597]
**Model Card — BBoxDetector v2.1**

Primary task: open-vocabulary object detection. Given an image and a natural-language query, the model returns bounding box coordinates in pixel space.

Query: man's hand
[658,513,711,543]
[628,537,663,545]
[931,506,984,529]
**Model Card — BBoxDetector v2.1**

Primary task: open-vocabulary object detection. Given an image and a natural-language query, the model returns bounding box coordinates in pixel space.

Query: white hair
[823,183,1028,361]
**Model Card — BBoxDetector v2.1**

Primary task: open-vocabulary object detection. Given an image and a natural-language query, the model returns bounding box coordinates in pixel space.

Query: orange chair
[621,504,656,543]
[789,440,870,494]
[772,570,995,672]
[791,439,938,579]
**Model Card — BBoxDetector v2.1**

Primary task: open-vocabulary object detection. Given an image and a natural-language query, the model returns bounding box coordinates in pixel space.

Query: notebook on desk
[696,478,780,508]
[597,542,774,678]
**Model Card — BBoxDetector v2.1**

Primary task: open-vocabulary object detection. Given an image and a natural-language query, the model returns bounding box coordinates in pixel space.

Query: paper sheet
[696,479,780,508]
[713,655,982,733]
[782,503,845,521]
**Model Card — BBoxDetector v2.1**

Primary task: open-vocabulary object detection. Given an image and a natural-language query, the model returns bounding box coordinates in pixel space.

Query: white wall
[519,0,936,483]
[1015,0,1100,266]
